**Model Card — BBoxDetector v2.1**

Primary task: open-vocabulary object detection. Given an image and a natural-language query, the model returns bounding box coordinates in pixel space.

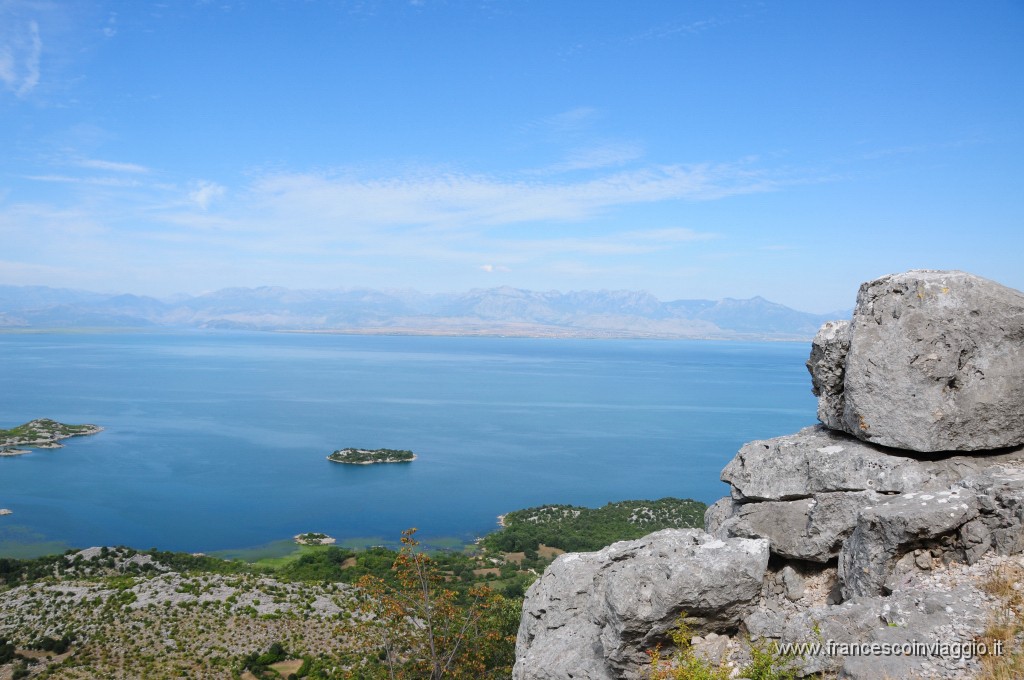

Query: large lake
[0,331,818,558]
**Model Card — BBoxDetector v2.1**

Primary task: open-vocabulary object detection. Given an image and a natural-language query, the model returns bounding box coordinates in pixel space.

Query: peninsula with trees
[0,419,102,456]
[327,447,416,464]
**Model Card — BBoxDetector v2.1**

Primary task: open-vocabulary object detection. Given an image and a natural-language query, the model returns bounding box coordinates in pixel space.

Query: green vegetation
[28,634,75,655]
[241,641,292,678]
[648,615,803,680]
[483,497,708,553]
[327,447,415,464]
[0,635,21,664]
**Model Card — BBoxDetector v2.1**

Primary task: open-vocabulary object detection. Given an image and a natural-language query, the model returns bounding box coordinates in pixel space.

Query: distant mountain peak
[0,284,835,340]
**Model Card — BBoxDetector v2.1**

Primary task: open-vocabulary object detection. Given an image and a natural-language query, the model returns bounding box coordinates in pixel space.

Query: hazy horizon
[2,1,1022,314]
[1,279,855,315]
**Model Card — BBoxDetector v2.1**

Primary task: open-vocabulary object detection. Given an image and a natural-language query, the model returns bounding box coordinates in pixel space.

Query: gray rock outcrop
[717,425,996,502]
[837,487,981,598]
[513,529,769,680]
[807,320,852,431]
[515,270,1024,680]
[708,490,883,563]
[808,270,1024,452]
[744,556,998,679]
[708,426,1024,566]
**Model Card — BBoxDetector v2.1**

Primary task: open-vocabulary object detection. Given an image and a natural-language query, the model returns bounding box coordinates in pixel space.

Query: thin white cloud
[0,47,13,88]
[102,12,117,38]
[247,161,775,232]
[24,174,143,187]
[540,143,645,174]
[496,227,717,258]
[628,4,763,44]
[0,18,41,96]
[521,107,599,137]
[631,17,723,41]
[548,106,596,127]
[857,138,976,161]
[21,19,40,94]
[76,158,149,174]
[0,155,787,295]
[0,259,84,284]
[189,180,227,210]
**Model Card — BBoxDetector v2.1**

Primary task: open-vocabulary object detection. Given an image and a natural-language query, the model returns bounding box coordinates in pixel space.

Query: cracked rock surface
[809,270,1024,452]
[513,529,769,680]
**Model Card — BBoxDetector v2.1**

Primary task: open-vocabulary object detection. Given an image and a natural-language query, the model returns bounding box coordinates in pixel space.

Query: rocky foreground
[515,270,1024,679]
[0,547,365,679]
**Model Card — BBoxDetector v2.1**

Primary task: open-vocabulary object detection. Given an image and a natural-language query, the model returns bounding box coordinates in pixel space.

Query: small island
[0,418,103,455]
[294,532,337,546]
[327,447,416,465]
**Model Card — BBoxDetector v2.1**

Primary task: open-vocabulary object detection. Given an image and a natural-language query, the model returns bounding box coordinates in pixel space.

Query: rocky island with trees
[0,419,102,456]
[326,447,416,464]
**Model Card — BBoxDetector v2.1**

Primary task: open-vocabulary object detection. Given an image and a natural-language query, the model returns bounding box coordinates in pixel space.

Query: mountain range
[0,285,848,340]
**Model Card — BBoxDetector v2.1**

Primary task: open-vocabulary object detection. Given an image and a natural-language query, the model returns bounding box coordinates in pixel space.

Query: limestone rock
[812,270,1024,452]
[957,465,1024,558]
[757,578,990,678]
[721,426,928,501]
[713,490,882,563]
[718,426,1017,503]
[838,488,980,599]
[834,466,1024,600]
[514,270,1024,679]
[807,320,852,431]
[780,565,805,602]
[513,529,769,680]
[703,496,736,535]
[714,425,1024,590]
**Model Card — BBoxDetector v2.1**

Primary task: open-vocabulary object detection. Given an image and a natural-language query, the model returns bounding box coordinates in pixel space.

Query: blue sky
[1,1,1021,313]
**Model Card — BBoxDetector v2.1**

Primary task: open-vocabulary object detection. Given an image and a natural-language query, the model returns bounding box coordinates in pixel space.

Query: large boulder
[711,426,1024,580]
[807,270,1024,452]
[709,490,883,563]
[717,425,1020,503]
[838,487,981,599]
[513,529,769,680]
[836,464,1024,600]
[747,566,993,678]
[721,426,949,502]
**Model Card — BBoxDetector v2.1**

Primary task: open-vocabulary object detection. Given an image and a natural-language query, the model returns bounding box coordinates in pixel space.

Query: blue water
[0,331,817,556]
